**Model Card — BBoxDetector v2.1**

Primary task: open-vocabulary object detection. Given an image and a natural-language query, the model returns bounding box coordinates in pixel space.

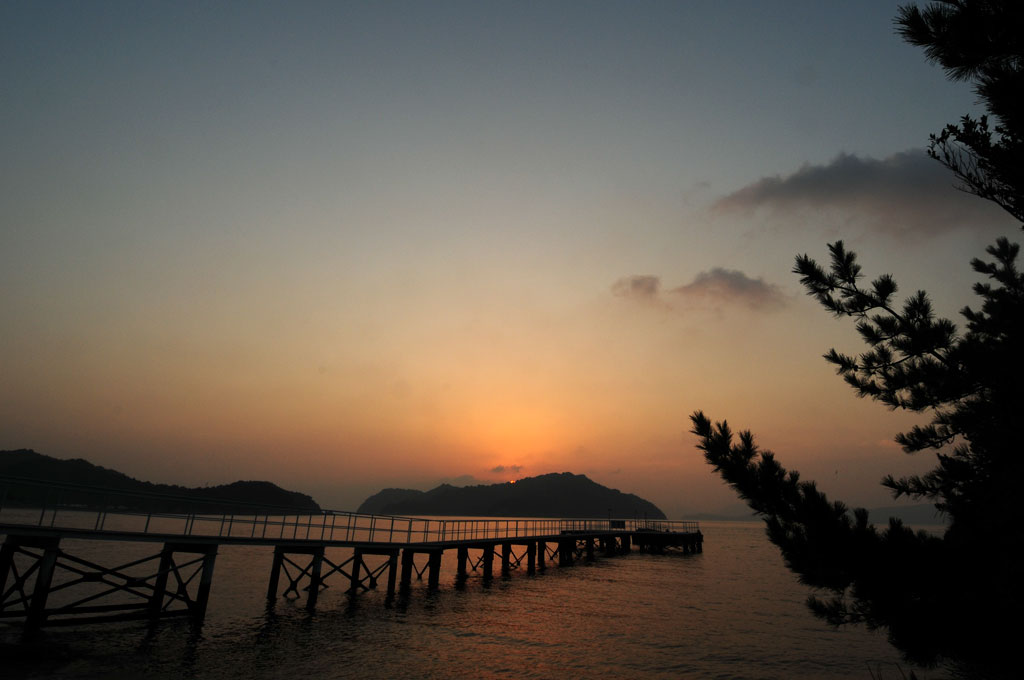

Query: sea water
[1,520,940,679]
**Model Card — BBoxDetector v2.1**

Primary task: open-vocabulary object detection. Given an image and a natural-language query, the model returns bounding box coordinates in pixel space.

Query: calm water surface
[2,521,940,679]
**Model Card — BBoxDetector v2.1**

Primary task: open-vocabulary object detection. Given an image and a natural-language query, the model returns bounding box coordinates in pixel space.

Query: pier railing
[0,476,699,545]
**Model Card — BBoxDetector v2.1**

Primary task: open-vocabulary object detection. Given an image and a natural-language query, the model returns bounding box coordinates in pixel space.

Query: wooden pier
[0,477,702,629]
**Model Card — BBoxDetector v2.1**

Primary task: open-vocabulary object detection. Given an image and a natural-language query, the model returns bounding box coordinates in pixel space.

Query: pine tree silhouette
[694,2,1023,674]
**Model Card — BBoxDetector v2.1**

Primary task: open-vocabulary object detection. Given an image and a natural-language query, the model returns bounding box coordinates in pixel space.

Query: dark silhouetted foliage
[693,2,1023,675]
[897,0,1024,222]
[692,234,1023,667]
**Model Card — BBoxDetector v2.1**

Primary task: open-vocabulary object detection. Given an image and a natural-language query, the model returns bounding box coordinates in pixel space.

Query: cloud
[490,464,523,474]
[611,275,661,300]
[712,149,1012,235]
[612,268,787,312]
[672,268,787,311]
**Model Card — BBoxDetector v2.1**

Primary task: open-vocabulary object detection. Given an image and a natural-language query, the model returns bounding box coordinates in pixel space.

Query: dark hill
[357,472,666,519]
[0,449,321,514]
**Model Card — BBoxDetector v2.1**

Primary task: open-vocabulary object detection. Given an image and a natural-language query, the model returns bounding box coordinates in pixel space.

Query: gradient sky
[2,1,1017,517]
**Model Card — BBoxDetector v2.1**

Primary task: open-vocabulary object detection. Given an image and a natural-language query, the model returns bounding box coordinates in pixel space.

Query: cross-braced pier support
[266,546,402,606]
[350,548,401,595]
[499,542,534,575]
[399,548,443,591]
[149,542,218,622]
[267,545,325,610]
[558,537,576,566]
[455,544,496,581]
[0,534,217,628]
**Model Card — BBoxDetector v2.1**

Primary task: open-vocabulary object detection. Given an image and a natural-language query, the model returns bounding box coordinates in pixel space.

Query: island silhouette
[358,472,666,519]
[0,449,321,514]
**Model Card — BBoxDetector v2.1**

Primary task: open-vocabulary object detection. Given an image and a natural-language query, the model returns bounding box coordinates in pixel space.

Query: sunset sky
[2,1,1017,518]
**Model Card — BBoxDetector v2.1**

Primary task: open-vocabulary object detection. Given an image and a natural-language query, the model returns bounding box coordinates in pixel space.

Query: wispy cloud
[672,268,787,311]
[611,275,661,301]
[612,268,787,312]
[490,464,523,474]
[712,149,1011,235]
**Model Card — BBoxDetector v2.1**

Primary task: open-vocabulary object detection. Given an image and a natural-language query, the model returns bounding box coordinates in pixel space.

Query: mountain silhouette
[0,449,321,514]
[358,472,666,519]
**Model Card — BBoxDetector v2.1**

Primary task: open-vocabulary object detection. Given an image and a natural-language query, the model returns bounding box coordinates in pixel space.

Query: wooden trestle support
[261,533,639,609]
[265,545,402,609]
[0,530,698,628]
[0,535,217,629]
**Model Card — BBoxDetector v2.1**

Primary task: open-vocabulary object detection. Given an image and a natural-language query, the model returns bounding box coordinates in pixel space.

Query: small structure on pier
[0,476,702,629]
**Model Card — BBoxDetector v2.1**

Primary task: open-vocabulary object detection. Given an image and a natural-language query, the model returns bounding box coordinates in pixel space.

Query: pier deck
[0,476,701,628]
